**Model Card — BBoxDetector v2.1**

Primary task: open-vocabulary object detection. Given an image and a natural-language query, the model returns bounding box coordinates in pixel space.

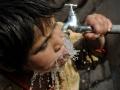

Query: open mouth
[42,53,70,73]
[56,53,70,67]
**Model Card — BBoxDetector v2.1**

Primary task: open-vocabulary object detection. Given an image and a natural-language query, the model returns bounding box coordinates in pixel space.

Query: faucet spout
[62,4,93,33]
[62,4,78,33]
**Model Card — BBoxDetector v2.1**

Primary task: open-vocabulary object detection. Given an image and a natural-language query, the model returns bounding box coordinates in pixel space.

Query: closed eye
[33,23,57,54]
[33,37,49,54]
[35,42,48,54]
[54,45,61,52]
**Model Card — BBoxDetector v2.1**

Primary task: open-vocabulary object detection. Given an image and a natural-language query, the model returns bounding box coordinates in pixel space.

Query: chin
[41,56,70,73]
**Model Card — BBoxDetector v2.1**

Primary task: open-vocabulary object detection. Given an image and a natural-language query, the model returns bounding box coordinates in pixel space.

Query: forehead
[29,17,57,54]
[33,17,56,40]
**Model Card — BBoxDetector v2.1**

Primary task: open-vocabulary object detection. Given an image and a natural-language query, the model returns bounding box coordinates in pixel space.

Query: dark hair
[0,0,66,72]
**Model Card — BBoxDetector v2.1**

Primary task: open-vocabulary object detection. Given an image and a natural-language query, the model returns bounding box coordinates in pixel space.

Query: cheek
[27,47,57,72]
[51,33,64,47]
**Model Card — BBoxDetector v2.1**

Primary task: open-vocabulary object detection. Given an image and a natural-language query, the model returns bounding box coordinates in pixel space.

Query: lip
[56,53,70,67]
[48,49,70,72]
[46,53,70,73]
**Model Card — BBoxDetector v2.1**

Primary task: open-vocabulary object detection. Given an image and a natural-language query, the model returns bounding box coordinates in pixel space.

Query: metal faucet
[62,4,92,33]
[62,4,120,34]
[62,4,78,32]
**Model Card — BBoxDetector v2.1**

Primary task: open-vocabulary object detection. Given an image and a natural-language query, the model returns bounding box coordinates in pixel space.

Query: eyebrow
[33,23,57,54]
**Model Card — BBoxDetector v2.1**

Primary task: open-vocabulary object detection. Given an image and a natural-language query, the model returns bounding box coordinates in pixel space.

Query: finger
[85,14,110,34]
[83,33,100,40]
[84,14,97,26]
[96,16,108,34]
[84,14,103,33]
[85,14,100,34]
[95,14,112,33]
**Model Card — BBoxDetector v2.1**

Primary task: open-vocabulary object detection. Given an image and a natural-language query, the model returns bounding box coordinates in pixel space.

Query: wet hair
[0,0,67,72]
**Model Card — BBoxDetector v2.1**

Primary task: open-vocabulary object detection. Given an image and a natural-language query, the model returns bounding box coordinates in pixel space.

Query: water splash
[64,37,80,61]
[30,71,38,87]
[30,71,60,90]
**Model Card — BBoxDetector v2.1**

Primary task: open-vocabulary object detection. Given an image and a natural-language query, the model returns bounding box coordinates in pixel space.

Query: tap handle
[65,4,77,7]
[65,4,77,15]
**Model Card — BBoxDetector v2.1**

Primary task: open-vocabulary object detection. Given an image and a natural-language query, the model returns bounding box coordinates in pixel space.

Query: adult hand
[84,13,112,40]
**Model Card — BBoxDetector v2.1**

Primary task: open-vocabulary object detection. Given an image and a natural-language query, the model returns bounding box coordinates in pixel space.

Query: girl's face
[27,18,69,73]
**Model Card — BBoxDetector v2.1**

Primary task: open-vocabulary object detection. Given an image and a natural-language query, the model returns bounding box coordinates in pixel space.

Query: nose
[61,46,70,57]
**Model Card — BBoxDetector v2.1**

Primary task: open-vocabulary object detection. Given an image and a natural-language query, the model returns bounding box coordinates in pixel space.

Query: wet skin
[27,20,69,73]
